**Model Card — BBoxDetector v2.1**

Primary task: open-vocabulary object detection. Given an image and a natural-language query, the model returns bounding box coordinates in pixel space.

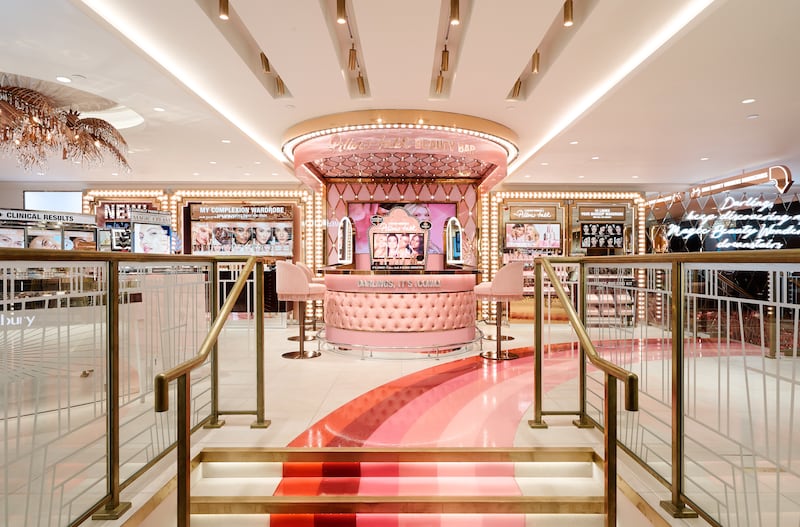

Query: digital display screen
[505,223,561,249]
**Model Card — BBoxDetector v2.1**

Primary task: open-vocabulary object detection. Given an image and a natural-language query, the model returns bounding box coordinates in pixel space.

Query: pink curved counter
[323,270,478,350]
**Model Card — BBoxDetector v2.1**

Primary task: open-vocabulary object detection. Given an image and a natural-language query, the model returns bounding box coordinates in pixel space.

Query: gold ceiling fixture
[441,46,450,72]
[511,78,522,98]
[531,49,540,74]
[449,0,460,26]
[348,45,357,71]
[356,73,366,95]
[276,76,286,96]
[336,0,347,24]
[260,52,271,74]
[218,0,229,21]
[0,85,129,172]
[563,0,574,27]
[435,73,444,95]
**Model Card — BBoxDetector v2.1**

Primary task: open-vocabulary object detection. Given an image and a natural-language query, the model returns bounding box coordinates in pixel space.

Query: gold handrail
[538,257,638,527]
[540,258,638,410]
[153,256,257,527]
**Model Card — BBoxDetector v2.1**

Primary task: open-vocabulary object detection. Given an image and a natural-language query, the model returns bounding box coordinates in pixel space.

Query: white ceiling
[1,0,799,197]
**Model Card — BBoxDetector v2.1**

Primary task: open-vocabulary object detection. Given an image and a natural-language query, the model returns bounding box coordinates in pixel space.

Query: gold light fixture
[449,0,460,25]
[348,45,357,71]
[435,73,444,94]
[531,49,540,74]
[441,46,450,72]
[563,0,574,27]
[0,85,129,172]
[260,52,271,73]
[337,0,347,24]
[276,76,285,96]
[356,73,366,95]
[511,78,522,98]
[218,0,229,20]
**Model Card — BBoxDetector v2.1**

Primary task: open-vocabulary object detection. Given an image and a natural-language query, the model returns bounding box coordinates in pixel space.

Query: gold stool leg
[282,300,322,359]
[481,301,518,360]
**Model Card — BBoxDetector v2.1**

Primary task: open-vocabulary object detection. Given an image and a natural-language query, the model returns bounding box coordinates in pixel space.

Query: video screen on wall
[505,223,561,249]
[348,202,455,255]
[190,221,293,256]
[580,222,624,249]
[371,231,426,261]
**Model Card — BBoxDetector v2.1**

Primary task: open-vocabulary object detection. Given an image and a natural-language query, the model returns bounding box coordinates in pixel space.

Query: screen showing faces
[580,222,624,248]
[505,223,561,249]
[348,202,455,255]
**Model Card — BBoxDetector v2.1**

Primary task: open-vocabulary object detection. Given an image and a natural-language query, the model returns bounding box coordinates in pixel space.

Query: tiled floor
[96,319,712,527]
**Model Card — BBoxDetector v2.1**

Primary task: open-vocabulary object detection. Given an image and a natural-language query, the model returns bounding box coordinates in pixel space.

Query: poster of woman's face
[64,230,97,251]
[348,202,454,255]
[133,223,171,254]
[189,221,293,256]
[26,228,62,250]
[0,227,25,248]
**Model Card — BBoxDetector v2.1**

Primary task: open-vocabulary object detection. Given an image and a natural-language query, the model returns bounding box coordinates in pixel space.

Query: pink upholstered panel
[325,291,475,332]
[325,325,475,348]
[475,262,524,301]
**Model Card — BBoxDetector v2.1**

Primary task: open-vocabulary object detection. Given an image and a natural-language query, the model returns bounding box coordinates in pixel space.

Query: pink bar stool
[275,260,325,359]
[294,261,324,336]
[474,261,524,360]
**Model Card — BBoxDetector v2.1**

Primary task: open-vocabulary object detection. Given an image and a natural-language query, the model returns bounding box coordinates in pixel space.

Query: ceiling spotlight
[435,73,444,94]
[219,0,229,20]
[450,0,460,25]
[441,46,450,72]
[56,76,72,83]
[741,98,756,104]
[563,0,574,27]
[337,0,347,24]
[260,52,271,73]
[348,45,357,71]
[357,73,366,95]
[531,49,540,74]
[511,78,522,98]
[276,76,285,96]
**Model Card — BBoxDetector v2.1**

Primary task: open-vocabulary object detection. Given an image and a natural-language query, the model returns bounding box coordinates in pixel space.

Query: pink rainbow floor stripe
[271,338,760,526]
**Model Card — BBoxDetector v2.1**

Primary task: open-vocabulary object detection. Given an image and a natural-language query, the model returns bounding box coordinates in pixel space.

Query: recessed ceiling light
[578,175,585,179]
[591,156,600,160]
[111,172,119,176]
[221,139,231,143]
[271,172,279,176]
[741,98,756,104]
[746,114,760,120]
[569,140,579,145]
[540,162,549,166]
[56,76,72,83]
[153,107,166,112]
[524,174,531,178]
[632,175,639,179]
[209,161,217,164]
[700,157,709,161]
[192,172,200,176]
[255,161,262,165]
[244,172,251,176]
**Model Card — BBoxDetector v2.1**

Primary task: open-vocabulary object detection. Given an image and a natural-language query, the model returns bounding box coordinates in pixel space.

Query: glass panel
[116,262,212,481]
[0,261,108,527]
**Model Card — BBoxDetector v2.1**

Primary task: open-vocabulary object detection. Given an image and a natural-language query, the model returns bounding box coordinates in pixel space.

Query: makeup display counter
[322,267,480,353]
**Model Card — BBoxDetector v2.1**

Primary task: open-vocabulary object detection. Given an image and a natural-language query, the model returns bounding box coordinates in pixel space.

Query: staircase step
[190,495,606,515]
[190,447,605,519]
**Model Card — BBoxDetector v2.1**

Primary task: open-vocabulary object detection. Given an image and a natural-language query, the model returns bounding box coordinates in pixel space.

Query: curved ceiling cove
[284,110,518,193]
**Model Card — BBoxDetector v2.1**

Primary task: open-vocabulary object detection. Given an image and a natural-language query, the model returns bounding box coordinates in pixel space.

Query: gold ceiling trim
[282,109,519,164]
